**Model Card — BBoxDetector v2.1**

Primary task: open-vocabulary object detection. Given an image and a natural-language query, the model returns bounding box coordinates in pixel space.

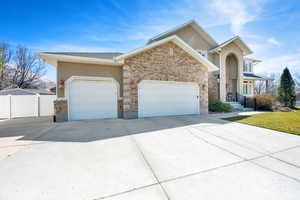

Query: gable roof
[209,36,253,55]
[243,73,273,80]
[116,35,218,72]
[147,20,218,46]
[37,52,123,67]
[43,52,123,59]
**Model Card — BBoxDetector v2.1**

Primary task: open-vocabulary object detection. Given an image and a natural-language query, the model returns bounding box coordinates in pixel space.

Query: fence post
[8,95,12,120]
[37,94,40,117]
[254,98,257,111]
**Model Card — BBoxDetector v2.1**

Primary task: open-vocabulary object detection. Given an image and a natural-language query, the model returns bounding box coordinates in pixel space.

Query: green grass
[224,107,300,136]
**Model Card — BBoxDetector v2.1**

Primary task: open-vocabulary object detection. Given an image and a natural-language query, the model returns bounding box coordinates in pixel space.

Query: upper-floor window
[197,50,207,58]
[243,60,253,73]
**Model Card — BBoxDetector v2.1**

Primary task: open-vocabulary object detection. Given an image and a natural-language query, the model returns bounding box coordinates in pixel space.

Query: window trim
[243,80,253,96]
[243,61,253,73]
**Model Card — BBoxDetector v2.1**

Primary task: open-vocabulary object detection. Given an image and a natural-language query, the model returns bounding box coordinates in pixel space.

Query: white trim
[116,35,218,72]
[36,53,122,67]
[147,20,218,46]
[138,80,199,86]
[210,36,253,56]
[65,76,120,98]
[244,57,262,64]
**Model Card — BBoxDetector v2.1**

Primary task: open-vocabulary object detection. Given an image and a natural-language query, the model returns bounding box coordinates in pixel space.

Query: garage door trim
[65,76,120,120]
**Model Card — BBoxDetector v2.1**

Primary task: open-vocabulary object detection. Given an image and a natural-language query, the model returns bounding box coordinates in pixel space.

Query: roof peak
[147,20,218,46]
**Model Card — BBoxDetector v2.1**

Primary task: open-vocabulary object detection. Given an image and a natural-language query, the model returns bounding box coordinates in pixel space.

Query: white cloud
[256,53,300,74]
[208,0,265,35]
[267,37,281,46]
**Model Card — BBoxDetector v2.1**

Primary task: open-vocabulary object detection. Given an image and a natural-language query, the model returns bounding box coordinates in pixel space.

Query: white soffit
[36,53,122,67]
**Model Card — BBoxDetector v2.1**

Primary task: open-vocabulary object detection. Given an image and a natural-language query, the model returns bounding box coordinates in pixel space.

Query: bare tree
[10,46,46,88]
[0,42,12,89]
[254,80,266,95]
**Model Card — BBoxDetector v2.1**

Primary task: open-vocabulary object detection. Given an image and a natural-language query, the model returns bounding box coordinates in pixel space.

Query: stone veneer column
[122,65,138,119]
[54,98,68,122]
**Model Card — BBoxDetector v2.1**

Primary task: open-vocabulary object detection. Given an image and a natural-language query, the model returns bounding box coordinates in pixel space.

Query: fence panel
[39,95,56,116]
[0,96,10,119]
[11,95,39,118]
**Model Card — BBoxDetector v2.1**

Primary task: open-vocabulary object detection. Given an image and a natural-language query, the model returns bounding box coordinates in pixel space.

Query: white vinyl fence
[0,95,56,119]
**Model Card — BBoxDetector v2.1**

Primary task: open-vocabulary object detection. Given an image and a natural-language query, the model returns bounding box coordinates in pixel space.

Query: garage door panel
[69,79,118,120]
[138,81,200,118]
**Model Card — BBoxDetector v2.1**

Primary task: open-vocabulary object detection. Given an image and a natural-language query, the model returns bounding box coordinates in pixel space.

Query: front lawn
[224,107,300,135]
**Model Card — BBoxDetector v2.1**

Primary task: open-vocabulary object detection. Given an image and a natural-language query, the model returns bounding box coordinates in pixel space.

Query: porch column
[237,56,243,100]
[219,53,226,102]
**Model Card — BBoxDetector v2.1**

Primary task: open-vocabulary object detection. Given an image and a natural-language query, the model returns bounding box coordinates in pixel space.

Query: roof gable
[116,35,218,72]
[147,20,218,47]
[209,36,253,55]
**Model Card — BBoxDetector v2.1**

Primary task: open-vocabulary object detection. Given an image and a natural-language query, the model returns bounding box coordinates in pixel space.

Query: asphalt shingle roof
[243,73,263,79]
[44,52,123,59]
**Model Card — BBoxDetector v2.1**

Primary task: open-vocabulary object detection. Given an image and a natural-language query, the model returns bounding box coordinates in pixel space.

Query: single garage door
[67,77,118,120]
[138,80,200,117]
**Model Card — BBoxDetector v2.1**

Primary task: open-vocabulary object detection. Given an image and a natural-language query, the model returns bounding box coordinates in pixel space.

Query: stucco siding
[174,25,215,50]
[122,41,209,118]
[151,25,215,51]
[219,42,244,101]
[57,62,123,97]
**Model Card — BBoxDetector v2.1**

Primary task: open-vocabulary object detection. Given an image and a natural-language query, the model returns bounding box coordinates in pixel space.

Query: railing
[241,95,257,110]
[226,92,239,102]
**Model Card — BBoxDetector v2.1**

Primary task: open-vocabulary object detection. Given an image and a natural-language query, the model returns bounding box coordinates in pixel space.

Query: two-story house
[37,20,268,121]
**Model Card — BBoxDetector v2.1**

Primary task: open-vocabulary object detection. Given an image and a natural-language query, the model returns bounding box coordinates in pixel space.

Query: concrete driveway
[0,115,300,200]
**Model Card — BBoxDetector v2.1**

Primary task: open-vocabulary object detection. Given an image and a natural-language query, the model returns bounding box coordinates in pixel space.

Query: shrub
[209,100,232,112]
[255,94,275,111]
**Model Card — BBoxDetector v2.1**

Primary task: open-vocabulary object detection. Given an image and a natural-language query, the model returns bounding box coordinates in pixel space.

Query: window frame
[243,60,253,73]
[243,80,253,95]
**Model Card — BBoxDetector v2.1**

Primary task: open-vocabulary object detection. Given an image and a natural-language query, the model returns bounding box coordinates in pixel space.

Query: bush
[209,100,232,112]
[255,94,275,111]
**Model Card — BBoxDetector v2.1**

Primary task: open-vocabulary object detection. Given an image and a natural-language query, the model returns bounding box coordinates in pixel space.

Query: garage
[65,76,118,120]
[138,80,200,118]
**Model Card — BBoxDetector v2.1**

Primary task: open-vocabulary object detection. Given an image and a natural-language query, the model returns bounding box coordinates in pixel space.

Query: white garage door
[68,78,118,120]
[138,80,200,117]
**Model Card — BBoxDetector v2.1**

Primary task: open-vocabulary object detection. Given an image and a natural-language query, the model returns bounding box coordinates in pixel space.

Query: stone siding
[54,99,68,122]
[122,41,209,118]
[208,72,219,101]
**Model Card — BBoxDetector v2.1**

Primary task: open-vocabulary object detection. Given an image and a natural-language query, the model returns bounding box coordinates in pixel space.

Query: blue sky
[1,0,299,81]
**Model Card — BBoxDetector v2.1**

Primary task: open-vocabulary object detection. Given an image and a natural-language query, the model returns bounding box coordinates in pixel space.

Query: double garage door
[138,81,200,117]
[67,77,200,120]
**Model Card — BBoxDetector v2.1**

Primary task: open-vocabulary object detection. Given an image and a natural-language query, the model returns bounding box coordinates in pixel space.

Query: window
[243,80,253,95]
[243,60,253,73]
[197,50,207,58]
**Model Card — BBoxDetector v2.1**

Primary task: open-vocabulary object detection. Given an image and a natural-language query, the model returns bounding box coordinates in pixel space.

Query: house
[37,20,268,121]
[296,89,300,106]
[0,88,55,95]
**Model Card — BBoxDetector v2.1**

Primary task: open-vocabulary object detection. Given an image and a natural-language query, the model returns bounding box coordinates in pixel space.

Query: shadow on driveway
[0,115,230,143]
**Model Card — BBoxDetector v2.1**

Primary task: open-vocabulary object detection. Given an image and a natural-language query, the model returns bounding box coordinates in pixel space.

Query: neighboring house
[0,88,54,95]
[37,20,268,121]
[296,89,300,106]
